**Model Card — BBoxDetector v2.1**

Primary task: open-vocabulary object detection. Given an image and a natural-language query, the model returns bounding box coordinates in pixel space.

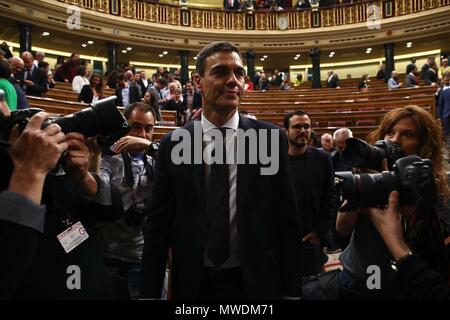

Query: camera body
[335,155,436,209]
[341,137,404,171]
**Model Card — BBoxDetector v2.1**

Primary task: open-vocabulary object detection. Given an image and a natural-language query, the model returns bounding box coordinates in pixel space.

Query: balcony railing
[57,0,450,30]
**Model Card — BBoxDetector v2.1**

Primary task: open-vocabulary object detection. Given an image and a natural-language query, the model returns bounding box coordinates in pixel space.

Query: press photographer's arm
[0,111,67,298]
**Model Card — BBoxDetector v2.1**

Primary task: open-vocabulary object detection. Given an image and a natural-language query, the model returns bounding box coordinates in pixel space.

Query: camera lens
[335,171,398,209]
[342,138,386,172]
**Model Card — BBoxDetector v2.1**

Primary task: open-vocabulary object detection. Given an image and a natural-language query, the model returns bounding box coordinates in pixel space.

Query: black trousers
[198,267,247,300]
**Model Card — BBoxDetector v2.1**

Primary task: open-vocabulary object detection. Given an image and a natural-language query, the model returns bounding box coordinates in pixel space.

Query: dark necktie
[206,127,230,267]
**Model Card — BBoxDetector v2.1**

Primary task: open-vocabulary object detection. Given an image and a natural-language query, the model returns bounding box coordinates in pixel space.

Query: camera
[146,141,159,158]
[341,137,404,171]
[1,96,129,146]
[335,155,436,209]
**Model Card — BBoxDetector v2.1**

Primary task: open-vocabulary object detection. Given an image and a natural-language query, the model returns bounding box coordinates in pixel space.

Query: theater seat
[328,121,346,127]
[356,119,376,126]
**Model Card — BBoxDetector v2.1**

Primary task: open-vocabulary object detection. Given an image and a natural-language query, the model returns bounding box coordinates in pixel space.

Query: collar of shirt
[201,109,239,134]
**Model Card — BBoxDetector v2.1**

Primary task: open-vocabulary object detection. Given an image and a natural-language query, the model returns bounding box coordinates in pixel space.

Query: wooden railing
[57,0,450,31]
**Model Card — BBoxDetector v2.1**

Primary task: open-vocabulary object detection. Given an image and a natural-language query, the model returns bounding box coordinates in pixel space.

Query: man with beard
[388,70,403,89]
[284,110,335,276]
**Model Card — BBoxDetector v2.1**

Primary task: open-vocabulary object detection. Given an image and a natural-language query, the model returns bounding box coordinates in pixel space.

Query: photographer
[0,112,67,298]
[98,102,156,300]
[1,106,126,299]
[336,105,450,299]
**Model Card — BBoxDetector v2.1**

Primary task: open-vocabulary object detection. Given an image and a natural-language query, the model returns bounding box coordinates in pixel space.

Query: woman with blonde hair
[335,105,449,299]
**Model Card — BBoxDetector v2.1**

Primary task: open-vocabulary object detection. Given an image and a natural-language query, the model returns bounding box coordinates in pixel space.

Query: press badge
[57,221,89,253]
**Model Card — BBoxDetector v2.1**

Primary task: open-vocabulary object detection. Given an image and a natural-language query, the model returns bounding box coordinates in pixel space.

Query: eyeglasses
[290,123,311,130]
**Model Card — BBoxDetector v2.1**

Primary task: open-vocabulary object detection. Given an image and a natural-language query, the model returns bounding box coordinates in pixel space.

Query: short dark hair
[284,110,310,129]
[195,41,241,76]
[123,102,156,122]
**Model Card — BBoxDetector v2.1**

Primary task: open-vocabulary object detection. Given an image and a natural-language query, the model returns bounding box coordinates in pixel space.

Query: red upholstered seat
[328,121,346,127]
[356,119,376,126]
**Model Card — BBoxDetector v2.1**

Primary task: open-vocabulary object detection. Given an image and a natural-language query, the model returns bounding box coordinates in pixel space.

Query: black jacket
[289,147,336,241]
[182,92,202,110]
[141,117,302,299]
[16,66,48,97]
[396,254,450,299]
[115,84,141,107]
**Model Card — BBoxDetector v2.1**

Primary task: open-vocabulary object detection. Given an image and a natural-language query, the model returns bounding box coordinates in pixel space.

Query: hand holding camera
[8,112,68,204]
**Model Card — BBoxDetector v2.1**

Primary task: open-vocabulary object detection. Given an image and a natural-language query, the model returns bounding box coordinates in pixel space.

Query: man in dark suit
[326,70,340,89]
[140,41,302,300]
[137,70,149,98]
[182,80,202,113]
[16,52,48,97]
[284,110,335,276]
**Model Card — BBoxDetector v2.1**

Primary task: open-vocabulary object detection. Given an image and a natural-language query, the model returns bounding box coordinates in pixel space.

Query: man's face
[444,75,450,86]
[127,109,155,141]
[23,55,33,70]
[195,51,245,113]
[287,114,311,148]
[140,71,146,79]
[185,82,193,93]
[144,92,151,103]
[72,54,80,62]
[321,135,334,151]
[36,53,45,61]
[10,60,24,75]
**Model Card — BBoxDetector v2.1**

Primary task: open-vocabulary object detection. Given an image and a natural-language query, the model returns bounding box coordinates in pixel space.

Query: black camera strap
[121,151,153,209]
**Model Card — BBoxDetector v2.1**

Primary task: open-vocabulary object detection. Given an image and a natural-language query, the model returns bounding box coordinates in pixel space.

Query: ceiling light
[81,44,87,47]
[87,40,94,45]
[122,50,127,53]
[158,54,164,57]
[263,55,268,58]
[127,47,132,51]
[294,57,299,60]
[296,54,301,57]
[330,51,335,55]
[366,47,372,51]
[260,58,265,61]
[193,56,197,60]
[42,32,50,36]
[163,51,168,55]
[406,42,412,48]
